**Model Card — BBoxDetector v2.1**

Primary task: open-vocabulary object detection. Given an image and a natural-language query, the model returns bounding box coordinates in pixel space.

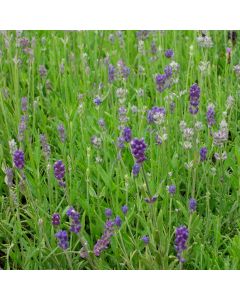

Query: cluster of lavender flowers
[17,35,34,59]
[93,220,115,256]
[13,149,25,169]
[130,138,147,176]
[52,213,61,226]
[165,49,174,58]
[147,106,166,125]
[118,126,132,153]
[94,207,125,256]
[155,65,173,92]
[67,207,81,233]
[167,185,176,196]
[189,198,197,213]
[189,83,200,115]
[53,160,65,187]
[108,64,115,82]
[4,140,25,200]
[206,104,215,127]
[175,226,189,263]
[54,206,81,250]
[55,230,69,250]
[107,60,130,82]
[200,147,208,161]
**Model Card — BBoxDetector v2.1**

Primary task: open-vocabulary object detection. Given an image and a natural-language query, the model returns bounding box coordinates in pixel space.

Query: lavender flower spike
[21,97,27,112]
[94,220,115,256]
[115,216,122,227]
[52,213,61,226]
[147,106,166,124]
[206,104,215,127]
[121,205,128,215]
[189,198,197,213]
[108,64,115,83]
[141,235,149,244]
[13,150,25,169]
[165,49,174,58]
[189,83,200,115]
[66,206,81,234]
[175,226,189,263]
[123,127,132,143]
[105,208,112,218]
[53,160,65,181]
[132,163,141,176]
[55,230,69,250]
[131,138,147,163]
[200,147,207,161]
[168,185,176,195]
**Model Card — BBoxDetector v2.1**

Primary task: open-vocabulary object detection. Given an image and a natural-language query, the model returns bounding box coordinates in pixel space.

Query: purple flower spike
[53,160,65,181]
[141,235,149,244]
[189,83,201,106]
[189,198,197,213]
[165,49,174,58]
[21,97,28,112]
[105,208,112,218]
[108,64,115,83]
[121,205,128,215]
[164,65,173,78]
[93,97,102,106]
[66,206,74,217]
[66,206,81,234]
[115,216,122,227]
[175,226,189,263]
[206,105,215,127]
[189,83,200,114]
[13,150,25,169]
[123,127,132,143]
[52,213,61,226]
[55,230,69,250]
[132,163,141,176]
[156,73,167,92]
[117,136,125,149]
[168,185,176,195]
[94,220,115,256]
[200,147,207,161]
[131,138,147,163]
[98,118,105,128]
[147,106,166,124]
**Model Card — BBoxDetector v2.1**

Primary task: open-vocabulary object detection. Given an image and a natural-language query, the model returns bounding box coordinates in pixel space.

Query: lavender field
[0,30,239,270]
